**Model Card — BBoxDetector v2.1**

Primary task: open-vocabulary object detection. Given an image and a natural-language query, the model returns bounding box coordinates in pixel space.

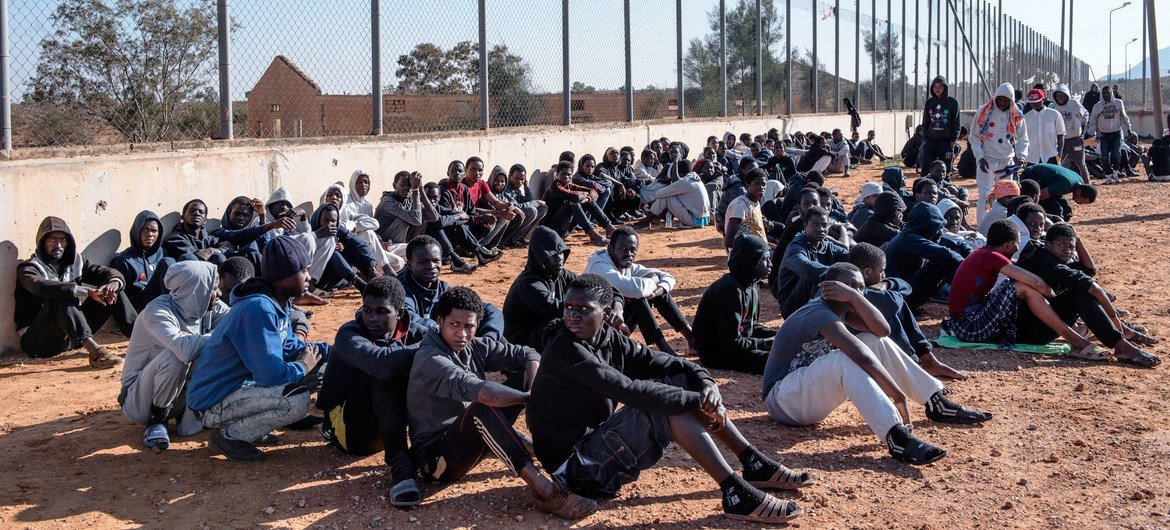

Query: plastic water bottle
[664,213,674,228]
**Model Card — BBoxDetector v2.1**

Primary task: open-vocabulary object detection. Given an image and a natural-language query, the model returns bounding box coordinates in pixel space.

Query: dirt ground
[2,162,1169,530]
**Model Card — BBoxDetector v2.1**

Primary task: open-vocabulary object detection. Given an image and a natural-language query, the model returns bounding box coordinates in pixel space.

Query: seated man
[857,129,890,163]
[463,157,521,250]
[120,261,228,450]
[693,235,775,374]
[976,179,1022,236]
[774,207,849,317]
[824,129,852,175]
[848,182,884,228]
[504,226,622,349]
[880,167,913,204]
[317,276,420,508]
[854,191,906,248]
[583,227,696,355]
[374,170,440,258]
[796,135,834,174]
[396,235,504,344]
[723,168,771,250]
[308,203,370,294]
[937,199,986,250]
[212,196,287,270]
[217,256,313,346]
[1019,163,1097,222]
[883,203,964,311]
[164,199,233,265]
[640,159,712,228]
[407,287,596,519]
[712,157,755,233]
[340,169,406,275]
[14,216,135,367]
[1147,137,1170,181]
[436,160,505,265]
[762,263,992,465]
[900,125,925,169]
[186,236,329,461]
[848,243,966,380]
[1016,223,1160,367]
[542,160,614,246]
[528,275,811,524]
[492,164,548,247]
[111,210,175,312]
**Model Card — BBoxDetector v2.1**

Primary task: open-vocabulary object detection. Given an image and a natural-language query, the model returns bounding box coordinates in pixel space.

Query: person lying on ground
[693,235,776,374]
[15,216,135,367]
[120,261,227,451]
[762,263,992,466]
[407,287,597,519]
[317,275,420,508]
[849,243,966,380]
[583,227,697,355]
[1015,223,1160,367]
[527,274,811,524]
[111,210,175,312]
[503,226,622,348]
[186,236,329,462]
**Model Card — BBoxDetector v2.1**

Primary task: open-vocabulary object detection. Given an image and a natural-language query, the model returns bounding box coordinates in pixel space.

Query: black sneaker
[209,429,266,462]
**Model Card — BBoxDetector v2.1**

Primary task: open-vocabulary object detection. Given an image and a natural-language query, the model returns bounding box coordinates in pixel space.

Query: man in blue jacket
[774,207,850,318]
[882,203,964,311]
[187,235,329,462]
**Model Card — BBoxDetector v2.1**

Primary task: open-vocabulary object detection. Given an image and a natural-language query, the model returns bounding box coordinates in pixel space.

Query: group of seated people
[10,124,1159,525]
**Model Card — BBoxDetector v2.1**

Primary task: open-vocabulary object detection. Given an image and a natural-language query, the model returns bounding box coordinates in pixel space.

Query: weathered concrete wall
[0,111,916,353]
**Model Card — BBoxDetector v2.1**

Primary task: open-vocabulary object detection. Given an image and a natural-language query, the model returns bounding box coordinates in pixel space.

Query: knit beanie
[261,235,310,283]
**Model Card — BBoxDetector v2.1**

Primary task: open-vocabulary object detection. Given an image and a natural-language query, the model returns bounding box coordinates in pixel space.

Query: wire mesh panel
[632,0,680,121]
[565,0,624,125]
[485,0,561,128]
[10,0,221,147]
[838,2,859,113]
[681,0,723,118]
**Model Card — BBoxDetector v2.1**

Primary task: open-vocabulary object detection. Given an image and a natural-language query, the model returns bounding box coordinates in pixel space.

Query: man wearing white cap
[1048,84,1089,180]
[1022,88,1065,166]
[848,182,884,228]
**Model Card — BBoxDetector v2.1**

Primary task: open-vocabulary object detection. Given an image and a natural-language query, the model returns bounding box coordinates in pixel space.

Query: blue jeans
[1098,131,1122,174]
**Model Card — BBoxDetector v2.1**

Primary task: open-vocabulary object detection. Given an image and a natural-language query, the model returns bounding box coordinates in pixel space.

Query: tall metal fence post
[719,0,727,116]
[1148,0,1164,132]
[926,0,932,85]
[856,0,862,109]
[478,0,488,130]
[871,0,877,109]
[0,0,10,155]
[562,0,570,125]
[216,0,232,140]
[677,0,684,119]
[786,0,792,115]
[1067,0,1073,84]
[914,0,919,109]
[901,0,907,109]
[835,0,841,112]
[1141,0,1146,109]
[995,1,1001,85]
[625,0,633,121]
[886,0,892,110]
[756,0,763,115]
[812,0,819,113]
[371,0,382,135]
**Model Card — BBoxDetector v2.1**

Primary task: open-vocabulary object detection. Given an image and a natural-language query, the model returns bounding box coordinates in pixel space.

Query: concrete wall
[0,110,916,353]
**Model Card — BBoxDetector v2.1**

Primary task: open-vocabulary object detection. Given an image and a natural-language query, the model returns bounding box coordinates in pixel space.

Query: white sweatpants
[763,333,944,440]
[975,157,1012,225]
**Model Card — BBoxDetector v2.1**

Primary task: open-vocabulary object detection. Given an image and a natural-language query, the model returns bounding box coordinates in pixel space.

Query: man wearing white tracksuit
[969,83,1030,225]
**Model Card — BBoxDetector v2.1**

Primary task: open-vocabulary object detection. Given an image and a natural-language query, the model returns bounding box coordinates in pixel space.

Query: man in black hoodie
[163,199,231,266]
[919,76,961,175]
[503,227,623,349]
[854,192,906,248]
[14,217,136,367]
[111,210,175,312]
[692,235,775,373]
[528,274,811,524]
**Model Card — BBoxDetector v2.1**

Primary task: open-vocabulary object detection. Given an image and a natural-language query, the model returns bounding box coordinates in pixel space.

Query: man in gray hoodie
[1086,85,1133,184]
[120,261,228,450]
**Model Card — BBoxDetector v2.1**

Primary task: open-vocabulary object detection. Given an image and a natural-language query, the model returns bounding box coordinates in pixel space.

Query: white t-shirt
[1023,107,1065,163]
[725,195,766,241]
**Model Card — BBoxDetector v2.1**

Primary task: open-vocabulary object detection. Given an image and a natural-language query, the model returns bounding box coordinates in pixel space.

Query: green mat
[934,332,1071,355]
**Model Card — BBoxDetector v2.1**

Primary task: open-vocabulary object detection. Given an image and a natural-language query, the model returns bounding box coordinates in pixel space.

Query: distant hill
[1104,45,1170,80]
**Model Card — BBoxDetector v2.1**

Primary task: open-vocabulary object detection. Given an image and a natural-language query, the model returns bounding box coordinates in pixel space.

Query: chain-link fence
[2,0,1097,154]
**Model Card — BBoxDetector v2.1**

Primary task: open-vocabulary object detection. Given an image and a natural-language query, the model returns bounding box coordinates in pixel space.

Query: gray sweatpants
[201,384,311,442]
[121,351,191,425]
[1060,136,1088,180]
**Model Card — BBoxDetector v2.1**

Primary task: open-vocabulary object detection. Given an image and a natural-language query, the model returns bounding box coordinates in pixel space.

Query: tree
[392,41,545,127]
[28,0,219,143]
[571,81,596,94]
[862,29,906,109]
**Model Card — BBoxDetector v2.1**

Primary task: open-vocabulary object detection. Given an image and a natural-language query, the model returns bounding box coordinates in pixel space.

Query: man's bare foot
[294,292,329,306]
[920,352,968,380]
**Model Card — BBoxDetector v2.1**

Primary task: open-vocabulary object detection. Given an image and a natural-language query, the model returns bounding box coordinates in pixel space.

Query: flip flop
[389,478,421,509]
[1117,349,1162,368]
[724,494,803,524]
[1070,344,1111,361]
[746,465,817,490]
[142,423,170,450]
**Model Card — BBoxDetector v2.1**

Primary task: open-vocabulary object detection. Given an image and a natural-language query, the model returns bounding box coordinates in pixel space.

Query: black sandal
[1118,349,1162,368]
[888,432,947,465]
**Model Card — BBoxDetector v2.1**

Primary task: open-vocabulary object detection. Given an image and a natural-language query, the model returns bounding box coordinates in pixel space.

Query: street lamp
[1124,37,1138,81]
[1108,1,1132,83]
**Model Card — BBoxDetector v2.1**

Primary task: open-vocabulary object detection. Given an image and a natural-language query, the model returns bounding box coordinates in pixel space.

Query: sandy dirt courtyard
[2,162,1169,529]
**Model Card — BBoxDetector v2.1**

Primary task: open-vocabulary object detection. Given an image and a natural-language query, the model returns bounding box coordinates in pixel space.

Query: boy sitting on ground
[528,274,812,524]
[882,203,965,311]
[762,263,992,466]
[318,276,420,508]
[693,235,775,374]
[773,206,849,317]
[407,287,596,519]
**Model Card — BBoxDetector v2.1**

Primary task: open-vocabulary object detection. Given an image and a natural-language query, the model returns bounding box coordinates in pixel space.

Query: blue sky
[8,0,1168,102]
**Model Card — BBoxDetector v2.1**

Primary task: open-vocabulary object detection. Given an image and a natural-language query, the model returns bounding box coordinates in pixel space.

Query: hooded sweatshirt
[774,232,849,317]
[111,210,171,310]
[341,170,377,222]
[1087,90,1132,136]
[14,217,126,330]
[317,309,416,413]
[211,196,266,253]
[311,185,378,276]
[1049,86,1087,138]
[880,167,911,200]
[692,235,774,366]
[186,277,330,411]
[855,192,905,248]
[582,248,675,299]
[502,226,578,348]
[923,76,961,142]
[883,203,964,281]
[859,277,932,358]
[970,83,1030,161]
[121,261,229,391]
